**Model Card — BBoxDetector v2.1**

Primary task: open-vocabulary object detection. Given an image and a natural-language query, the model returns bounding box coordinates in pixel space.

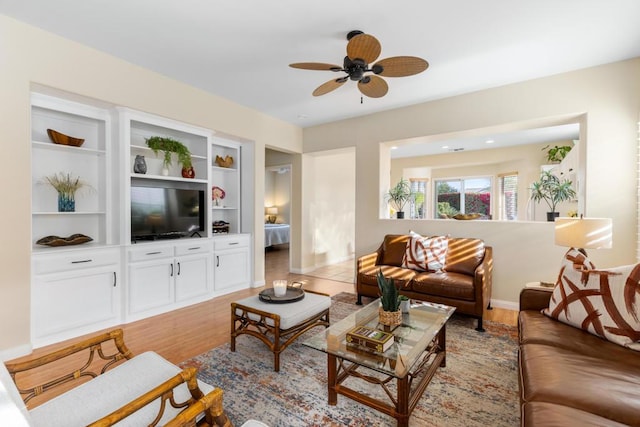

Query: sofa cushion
[519,343,640,426]
[411,271,475,301]
[522,402,630,427]
[519,310,640,366]
[543,257,640,351]
[443,238,485,276]
[380,234,411,267]
[358,265,416,289]
[29,351,215,427]
[401,232,448,272]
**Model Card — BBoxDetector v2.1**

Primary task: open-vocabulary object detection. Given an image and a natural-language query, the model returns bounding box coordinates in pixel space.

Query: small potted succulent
[377,270,404,327]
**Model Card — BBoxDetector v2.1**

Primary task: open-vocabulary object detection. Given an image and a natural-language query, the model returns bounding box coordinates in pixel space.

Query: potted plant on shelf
[145,136,193,177]
[42,172,91,212]
[542,144,572,163]
[377,270,403,327]
[530,170,576,221]
[385,178,414,219]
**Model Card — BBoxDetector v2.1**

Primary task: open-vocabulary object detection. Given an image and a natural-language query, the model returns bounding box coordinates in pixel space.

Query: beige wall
[298,149,356,272]
[0,15,302,354]
[304,58,640,307]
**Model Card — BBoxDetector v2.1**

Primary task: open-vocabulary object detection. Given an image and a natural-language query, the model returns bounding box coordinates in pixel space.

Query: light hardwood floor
[9,244,517,370]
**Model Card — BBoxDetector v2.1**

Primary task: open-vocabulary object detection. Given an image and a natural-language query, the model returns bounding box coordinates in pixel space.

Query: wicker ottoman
[230,290,331,372]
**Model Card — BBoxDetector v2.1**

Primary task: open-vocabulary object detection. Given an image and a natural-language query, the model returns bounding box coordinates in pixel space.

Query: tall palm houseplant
[385,178,415,219]
[530,170,576,221]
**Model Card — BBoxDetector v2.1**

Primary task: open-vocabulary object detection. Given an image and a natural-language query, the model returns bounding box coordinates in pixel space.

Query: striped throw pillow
[402,231,448,272]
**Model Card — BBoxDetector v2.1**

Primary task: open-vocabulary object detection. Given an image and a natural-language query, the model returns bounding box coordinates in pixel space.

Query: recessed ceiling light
[297,114,308,119]
[442,145,449,149]
[391,146,398,150]
[485,139,495,144]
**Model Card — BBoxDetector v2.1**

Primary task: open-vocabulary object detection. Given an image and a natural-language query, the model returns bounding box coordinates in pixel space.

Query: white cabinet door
[128,258,174,316]
[214,247,250,291]
[32,265,119,347]
[175,253,211,302]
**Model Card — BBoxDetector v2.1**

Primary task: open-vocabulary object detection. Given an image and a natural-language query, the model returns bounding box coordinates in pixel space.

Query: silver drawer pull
[146,251,162,255]
[228,242,239,246]
[188,247,201,251]
[71,259,92,264]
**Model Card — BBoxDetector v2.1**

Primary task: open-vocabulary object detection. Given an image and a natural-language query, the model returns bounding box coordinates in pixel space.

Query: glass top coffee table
[303,298,455,427]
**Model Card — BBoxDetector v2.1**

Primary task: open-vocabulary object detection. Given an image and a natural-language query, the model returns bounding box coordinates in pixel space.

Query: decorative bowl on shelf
[215,155,234,168]
[36,233,93,247]
[47,129,85,147]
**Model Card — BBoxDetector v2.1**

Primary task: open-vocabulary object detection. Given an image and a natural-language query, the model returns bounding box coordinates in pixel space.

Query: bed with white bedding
[264,223,290,247]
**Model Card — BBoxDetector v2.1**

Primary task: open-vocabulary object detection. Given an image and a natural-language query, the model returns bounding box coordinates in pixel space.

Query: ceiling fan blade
[289,62,342,71]
[346,34,381,64]
[312,78,347,96]
[374,56,429,77]
[358,75,388,98]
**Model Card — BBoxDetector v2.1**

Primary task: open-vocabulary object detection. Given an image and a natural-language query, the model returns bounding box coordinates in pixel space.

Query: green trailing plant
[385,178,415,213]
[145,136,192,169]
[530,170,576,214]
[542,144,572,163]
[377,270,403,312]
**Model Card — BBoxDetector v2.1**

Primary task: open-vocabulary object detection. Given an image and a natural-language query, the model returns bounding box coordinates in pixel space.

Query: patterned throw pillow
[543,249,640,351]
[402,231,448,272]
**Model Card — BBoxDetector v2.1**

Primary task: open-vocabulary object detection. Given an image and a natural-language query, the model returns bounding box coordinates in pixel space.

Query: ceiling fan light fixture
[372,64,384,74]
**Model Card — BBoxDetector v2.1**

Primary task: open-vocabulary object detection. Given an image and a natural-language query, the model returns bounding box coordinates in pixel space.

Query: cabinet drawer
[213,236,249,251]
[174,242,212,257]
[33,248,119,275]
[128,245,173,262]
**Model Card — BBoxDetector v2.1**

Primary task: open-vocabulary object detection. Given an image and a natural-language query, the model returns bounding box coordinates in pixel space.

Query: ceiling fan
[289,30,429,98]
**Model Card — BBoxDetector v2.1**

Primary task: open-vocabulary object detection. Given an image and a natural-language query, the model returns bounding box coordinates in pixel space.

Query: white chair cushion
[235,292,331,329]
[241,420,270,427]
[29,351,214,427]
[0,362,33,426]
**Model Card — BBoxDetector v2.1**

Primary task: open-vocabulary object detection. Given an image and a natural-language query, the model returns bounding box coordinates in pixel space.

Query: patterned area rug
[182,293,519,427]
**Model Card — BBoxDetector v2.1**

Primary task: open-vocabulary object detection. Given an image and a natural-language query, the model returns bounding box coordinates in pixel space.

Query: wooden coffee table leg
[396,375,410,427]
[439,324,446,367]
[328,353,337,405]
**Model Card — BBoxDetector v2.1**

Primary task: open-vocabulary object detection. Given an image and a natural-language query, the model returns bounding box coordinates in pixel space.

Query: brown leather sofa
[356,234,492,331]
[518,288,640,426]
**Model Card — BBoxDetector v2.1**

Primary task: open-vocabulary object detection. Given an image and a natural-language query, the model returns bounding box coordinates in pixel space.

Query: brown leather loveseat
[518,288,640,426]
[356,234,492,331]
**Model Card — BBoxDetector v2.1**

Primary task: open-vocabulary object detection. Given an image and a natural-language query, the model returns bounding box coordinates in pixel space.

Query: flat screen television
[130,185,205,241]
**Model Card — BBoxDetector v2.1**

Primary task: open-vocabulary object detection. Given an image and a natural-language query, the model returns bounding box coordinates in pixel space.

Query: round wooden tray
[259,287,305,304]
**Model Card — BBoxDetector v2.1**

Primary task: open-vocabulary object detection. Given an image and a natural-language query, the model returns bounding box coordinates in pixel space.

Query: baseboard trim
[490,298,519,311]
[0,343,33,361]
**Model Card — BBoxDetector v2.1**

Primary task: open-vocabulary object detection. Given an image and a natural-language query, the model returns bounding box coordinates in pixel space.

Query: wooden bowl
[47,129,85,147]
[215,155,234,168]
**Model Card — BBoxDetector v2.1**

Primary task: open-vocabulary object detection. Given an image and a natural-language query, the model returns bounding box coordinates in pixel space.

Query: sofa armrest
[473,246,493,307]
[357,251,380,272]
[88,367,231,427]
[519,288,552,312]
[6,329,133,405]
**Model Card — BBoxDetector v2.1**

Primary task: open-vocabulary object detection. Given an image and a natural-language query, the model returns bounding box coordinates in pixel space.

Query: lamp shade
[555,217,612,249]
[266,207,278,215]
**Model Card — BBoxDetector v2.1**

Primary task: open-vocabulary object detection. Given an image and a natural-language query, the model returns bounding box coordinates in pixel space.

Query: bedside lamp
[555,216,612,255]
[266,207,278,224]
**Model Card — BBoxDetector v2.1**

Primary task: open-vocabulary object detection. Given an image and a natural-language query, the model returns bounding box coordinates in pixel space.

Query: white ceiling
[2,0,639,129]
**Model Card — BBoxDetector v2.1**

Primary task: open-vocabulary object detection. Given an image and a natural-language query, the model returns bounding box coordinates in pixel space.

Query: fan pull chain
[361,96,363,104]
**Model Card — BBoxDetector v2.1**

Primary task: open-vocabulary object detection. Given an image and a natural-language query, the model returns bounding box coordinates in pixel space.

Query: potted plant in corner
[145,136,193,177]
[530,170,576,221]
[385,178,414,219]
[377,270,404,327]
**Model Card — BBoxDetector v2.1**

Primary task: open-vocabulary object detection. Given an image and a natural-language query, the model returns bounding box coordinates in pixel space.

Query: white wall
[0,15,302,355]
[303,58,640,307]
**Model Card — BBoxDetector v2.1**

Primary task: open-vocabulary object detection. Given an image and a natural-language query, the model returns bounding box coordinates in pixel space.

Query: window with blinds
[499,173,518,220]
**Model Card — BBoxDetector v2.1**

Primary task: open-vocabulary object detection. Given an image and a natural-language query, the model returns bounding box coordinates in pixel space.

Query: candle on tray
[273,280,287,297]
